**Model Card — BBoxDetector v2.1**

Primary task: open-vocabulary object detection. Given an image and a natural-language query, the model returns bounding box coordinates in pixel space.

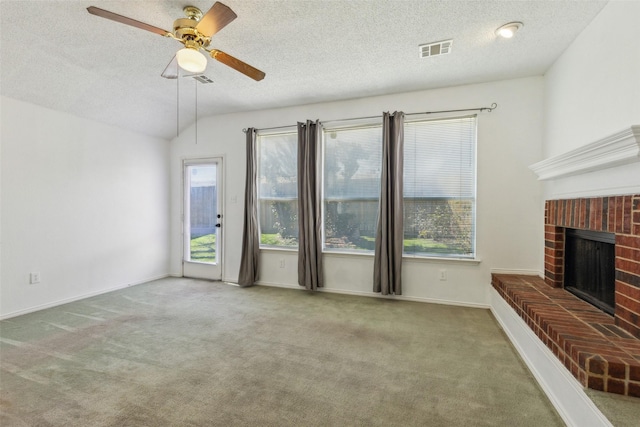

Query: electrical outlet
[30,272,41,284]
[439,269,447,281]
[279,259,285,268]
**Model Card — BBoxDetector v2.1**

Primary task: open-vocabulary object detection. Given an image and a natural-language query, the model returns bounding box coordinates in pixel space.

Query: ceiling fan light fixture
[496,22,523,39]
[176,47,207,73]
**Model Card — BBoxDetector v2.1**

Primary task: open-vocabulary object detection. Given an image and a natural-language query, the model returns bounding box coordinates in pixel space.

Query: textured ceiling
[0,0,608,140]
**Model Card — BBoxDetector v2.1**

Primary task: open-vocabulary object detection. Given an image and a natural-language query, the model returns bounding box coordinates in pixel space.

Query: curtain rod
[242,103,497,133]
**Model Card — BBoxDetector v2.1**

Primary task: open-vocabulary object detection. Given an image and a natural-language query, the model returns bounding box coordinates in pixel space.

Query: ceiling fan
[87,2,265,81]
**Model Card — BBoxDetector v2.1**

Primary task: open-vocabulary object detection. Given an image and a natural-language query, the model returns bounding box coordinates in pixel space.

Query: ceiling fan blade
[87,6,170,37]
[161,55,179,79]
[210,50,265,81]
[195,2,237,37]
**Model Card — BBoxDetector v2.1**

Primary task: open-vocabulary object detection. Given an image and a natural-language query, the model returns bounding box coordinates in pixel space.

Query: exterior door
[183,158,223,280]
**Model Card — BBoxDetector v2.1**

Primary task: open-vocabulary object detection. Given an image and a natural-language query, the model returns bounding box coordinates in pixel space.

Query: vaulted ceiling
[0,0,608,140]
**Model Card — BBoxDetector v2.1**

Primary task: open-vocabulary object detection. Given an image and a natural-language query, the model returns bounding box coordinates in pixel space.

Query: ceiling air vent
[192,75,214,84]
[419,39,453,58]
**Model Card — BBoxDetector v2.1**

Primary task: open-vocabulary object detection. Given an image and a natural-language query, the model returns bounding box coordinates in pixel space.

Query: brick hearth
[492,273,640,397]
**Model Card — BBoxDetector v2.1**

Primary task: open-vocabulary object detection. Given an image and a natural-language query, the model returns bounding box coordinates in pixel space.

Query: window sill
[260,246,298,253]
[402,254,481,265]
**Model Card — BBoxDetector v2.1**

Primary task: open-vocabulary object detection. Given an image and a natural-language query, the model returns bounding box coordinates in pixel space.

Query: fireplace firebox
[564,228,616,315]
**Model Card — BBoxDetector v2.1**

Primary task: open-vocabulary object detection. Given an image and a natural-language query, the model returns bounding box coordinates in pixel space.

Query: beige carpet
[1,277,566,426]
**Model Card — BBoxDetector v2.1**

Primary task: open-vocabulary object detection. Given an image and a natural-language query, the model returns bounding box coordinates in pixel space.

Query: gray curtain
[373,111,405,295]
[297,120,324,290]
[238,128,259,287]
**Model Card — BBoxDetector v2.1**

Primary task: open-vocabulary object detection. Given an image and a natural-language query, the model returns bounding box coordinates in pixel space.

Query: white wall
[171,76,544,306]
[0,96,171,318]
[542,0,640,199]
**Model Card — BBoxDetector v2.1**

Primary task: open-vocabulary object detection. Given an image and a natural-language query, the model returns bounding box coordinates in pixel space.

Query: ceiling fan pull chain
[176,69,180,138]
[195,79,198,145]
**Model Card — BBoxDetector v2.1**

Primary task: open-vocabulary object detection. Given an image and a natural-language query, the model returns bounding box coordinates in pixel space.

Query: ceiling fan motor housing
[173,16,210,49]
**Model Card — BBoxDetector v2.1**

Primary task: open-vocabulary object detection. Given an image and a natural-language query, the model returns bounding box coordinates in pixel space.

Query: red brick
[616,303,640,324]
[616,258,640,275]
[588,376,605,391]
[616,197,624,233]
[606,378,626,395]
[617,235,640,249]
[629,381,640,398]
[594,198,602,231]
[608,197,616,232]
[607,360,628,379]
[616,293,640,316]
[630,364,640,381]
[615,315,640,339]
[579,369,587,385]
[617,246,640,262]
[634,211,640,225]
[624,196,633,234]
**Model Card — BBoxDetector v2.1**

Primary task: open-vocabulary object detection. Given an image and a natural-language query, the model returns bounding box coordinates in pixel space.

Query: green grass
[261,233,297,247]
[190,233,216,263]
[262,233,467,255]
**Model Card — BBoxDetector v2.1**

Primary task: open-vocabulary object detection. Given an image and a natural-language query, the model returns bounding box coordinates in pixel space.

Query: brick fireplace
[493,194,640,397]
[544,194,640,338]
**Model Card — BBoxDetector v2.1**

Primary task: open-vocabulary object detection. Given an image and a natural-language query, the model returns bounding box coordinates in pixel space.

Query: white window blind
[403,116,476,257]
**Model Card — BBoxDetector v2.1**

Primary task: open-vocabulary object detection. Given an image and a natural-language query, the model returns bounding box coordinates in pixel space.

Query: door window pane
[188,164,218,263]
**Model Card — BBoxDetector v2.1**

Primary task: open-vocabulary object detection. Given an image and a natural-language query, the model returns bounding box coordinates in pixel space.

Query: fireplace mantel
[530,125,640,180]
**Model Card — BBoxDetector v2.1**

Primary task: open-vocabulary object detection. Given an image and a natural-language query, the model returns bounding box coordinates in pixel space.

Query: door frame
[182,156,224,280]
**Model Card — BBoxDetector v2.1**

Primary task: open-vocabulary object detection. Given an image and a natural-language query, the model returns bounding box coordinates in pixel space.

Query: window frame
[321,121,383,255]
[401,114,477,259]
[254,114,479,261]
[256,128,299,250]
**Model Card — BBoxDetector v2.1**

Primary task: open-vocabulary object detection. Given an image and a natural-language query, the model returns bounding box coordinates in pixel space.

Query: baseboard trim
[489,288,612,427]
[255,280,489,309]
[0,274,170,320]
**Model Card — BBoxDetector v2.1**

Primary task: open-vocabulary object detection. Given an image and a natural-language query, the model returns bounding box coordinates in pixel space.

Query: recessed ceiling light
[496,22,523,39]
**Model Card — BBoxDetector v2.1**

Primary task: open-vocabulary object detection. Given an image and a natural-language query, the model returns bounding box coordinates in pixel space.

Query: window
[323,125,382,252]
[255,115,477,258]
[403,116,476,257]
[257,131,298,247]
